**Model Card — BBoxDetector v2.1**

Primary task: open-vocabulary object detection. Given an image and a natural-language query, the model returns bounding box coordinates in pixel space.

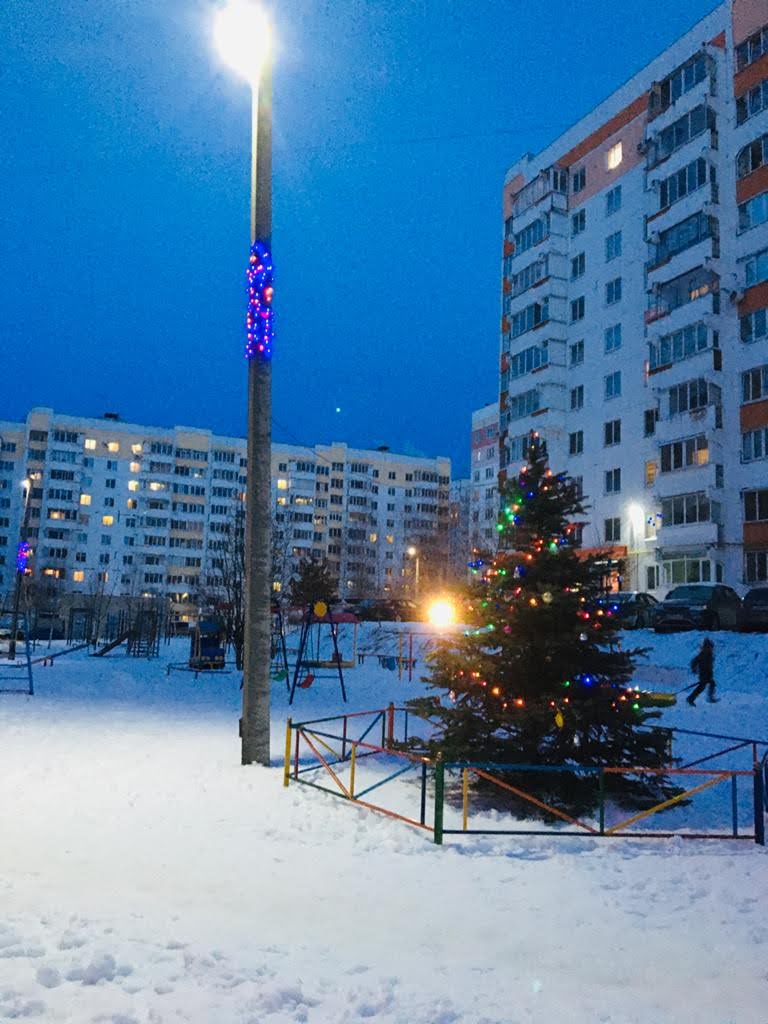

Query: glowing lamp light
[214,0,272,86]
[427,598,456,629]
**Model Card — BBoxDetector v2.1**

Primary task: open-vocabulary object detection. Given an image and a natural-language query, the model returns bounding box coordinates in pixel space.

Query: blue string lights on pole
[16,541,30,574]
[245,240,274,360]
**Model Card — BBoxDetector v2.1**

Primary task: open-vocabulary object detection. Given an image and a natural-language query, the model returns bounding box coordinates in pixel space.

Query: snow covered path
[1,629,767,1022]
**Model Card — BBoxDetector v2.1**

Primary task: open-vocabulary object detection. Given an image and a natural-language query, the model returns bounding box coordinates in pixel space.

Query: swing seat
[298,673,315,689]
[272,669,288,682]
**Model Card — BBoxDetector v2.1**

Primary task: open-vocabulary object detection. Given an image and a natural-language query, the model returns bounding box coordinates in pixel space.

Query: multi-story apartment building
[0,409,450,622]
[447,478,471,580]
[470,402,500,556]
[499,0,768,593]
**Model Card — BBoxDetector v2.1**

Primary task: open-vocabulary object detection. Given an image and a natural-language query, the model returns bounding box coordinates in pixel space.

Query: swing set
[287,601,359,705]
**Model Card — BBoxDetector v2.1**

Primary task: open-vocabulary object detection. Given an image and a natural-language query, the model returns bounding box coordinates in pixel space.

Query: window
[745,248,768,288]
[571,253,586,279]
[653,212,714,266]
[105,479,116,490]
[605,468,621,494]
[605,517,621,543]
[514,216,548,256]
[605,231,622,262]
[511,257,548,297]
[570,385,584,410]
[655,105,708,162]
[84,438,96,450]
[572,167,586,194]
[73,570,85,583]
[571,209,586,236]
[742,427,768,463]
[741,307,768,344]
[649,322,709,370]
[604,419,621,446]
[656,53,707,111]
[737,135,768,180]
[570,296,585,322]
[744,489,768,522]
[604,324,622,353]
[745,550,768,582]
[606,185,622,216]
[645,460,657,487]
[659,157,708,209]
[511,299,549,339]
[736,25,768,72]
[106,441,119,453]
[660,434,708,472]
[743,365,768,403]
[570,340,584,366]
[508,389,540,421]
[605,278,622,305]
[79,494,92,506]
[604,371,621,400]
[739,191,768,232]
[668,378,710,416]
[737,77,768,125]
[663,557,713,585]
[661,492,715,526]
[606,142,623,170]
[508,342,548,380]
[569,431,584,455]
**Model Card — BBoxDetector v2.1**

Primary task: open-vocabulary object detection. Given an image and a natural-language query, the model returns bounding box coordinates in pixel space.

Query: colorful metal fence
[284,710,768,848]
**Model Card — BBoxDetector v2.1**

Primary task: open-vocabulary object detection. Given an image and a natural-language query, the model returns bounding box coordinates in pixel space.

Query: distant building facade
[0,409,451,624]
[469,402,500,556]
[447,478,471,581]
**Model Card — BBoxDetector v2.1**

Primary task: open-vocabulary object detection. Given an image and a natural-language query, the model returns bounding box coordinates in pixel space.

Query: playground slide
[91,631,130,657]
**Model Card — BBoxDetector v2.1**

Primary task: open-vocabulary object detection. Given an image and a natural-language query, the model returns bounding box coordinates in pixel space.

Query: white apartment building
[470,402,500,556]
[0,409,450,622]
[500,0,768,593]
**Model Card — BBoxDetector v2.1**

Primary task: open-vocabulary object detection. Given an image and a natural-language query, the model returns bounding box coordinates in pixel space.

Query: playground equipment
[190,619,226,670]
[0,610,34,695]
[288,602,359,705]
[91,602,163,658]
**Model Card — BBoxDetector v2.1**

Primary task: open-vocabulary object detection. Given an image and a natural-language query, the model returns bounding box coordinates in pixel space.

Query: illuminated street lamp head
[407,546,418,558]
[627,503,645,533]
[427,598,457,630]
[214,0,271,86]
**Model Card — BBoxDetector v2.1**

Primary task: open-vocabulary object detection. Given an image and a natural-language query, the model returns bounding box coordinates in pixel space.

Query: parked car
[654,584,742,632]
[741,588,768,631]
[598,592,660,629]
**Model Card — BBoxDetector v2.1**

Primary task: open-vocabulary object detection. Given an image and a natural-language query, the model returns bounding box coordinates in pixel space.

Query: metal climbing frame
[0,612,34,695]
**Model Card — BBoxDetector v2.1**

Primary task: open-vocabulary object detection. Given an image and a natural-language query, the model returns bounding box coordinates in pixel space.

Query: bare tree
[201,506,247,669]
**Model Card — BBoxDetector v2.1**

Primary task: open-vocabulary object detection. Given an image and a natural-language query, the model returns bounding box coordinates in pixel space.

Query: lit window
[369,533,378,542]
[130,461,141,473]
[107,441,120,453]
[73,570,85,583]
[607,142,623,170]
[277,478,288,490]
[102,515,114,526]
[80,494,92,506]
[127,499,138,509]
[128,480,139,492]
[131,443,143,455]
[84,438,96,450]
[149,481,164,491]
[386,534,394,544]
[276,496,287,506]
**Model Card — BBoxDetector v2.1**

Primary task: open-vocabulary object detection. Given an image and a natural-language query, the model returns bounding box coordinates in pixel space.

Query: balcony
[511,167,569,219]
[655,400,722,443]
[647,232,720,287]
[656,520,720,550]
[654,461,721,500]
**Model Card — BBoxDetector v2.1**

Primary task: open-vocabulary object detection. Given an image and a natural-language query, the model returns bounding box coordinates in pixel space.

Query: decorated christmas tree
[409,434,677,816]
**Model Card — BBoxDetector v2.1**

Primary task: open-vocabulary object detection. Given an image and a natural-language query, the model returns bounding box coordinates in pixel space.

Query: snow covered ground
[1,625,767,1023]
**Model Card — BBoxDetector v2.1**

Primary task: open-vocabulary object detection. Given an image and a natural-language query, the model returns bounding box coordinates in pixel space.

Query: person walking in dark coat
[687,637,719,705]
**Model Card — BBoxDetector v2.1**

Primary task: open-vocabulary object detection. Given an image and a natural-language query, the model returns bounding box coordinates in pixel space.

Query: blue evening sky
[2,0,717,476]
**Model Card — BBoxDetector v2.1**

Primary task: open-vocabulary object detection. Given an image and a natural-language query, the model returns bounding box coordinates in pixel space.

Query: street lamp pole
[215,0,273,766]
[9,478,32,662]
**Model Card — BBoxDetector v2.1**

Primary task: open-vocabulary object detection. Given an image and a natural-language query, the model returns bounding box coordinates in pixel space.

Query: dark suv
[741,588,768,631]
[654,584,742,632]
[599,592,659,629]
